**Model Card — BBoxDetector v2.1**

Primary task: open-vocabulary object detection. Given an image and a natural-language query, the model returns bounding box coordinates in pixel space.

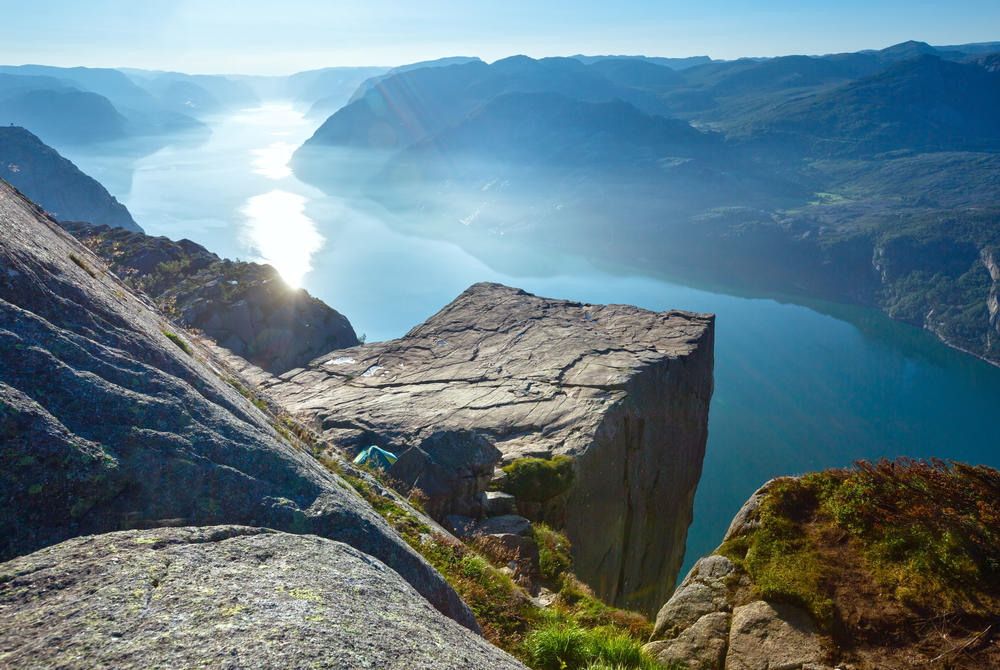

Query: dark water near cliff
[65,104,1000,582]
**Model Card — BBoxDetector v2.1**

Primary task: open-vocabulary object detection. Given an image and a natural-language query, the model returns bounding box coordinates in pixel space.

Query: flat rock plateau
[265,282,715,614]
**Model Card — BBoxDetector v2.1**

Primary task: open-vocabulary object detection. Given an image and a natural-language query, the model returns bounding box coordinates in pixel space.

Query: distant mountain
[572,54,712,70]
[300,55,673,154]
[343,57,481,104]
[0,64,157,111]
[0,65,203,140]
[583,59,685,92]
[285,66,392,118]
[0,88,127,144]
[753,55,1000,155]
[0,126,140,230]
[122,69,260,116]
[404,91,717,168]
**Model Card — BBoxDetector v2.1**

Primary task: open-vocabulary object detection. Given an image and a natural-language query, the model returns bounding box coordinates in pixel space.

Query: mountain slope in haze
[751,55,1000,155]
[0,88,127,144]
[122,69,260,116]
[300,55,675,153]
[0,126,140,230]
[0,64,204,141]
[0,178,477,630]
[62,222,358,374]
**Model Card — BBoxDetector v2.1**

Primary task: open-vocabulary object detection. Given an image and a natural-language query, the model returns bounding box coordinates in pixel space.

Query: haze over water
[67,104,1000,576]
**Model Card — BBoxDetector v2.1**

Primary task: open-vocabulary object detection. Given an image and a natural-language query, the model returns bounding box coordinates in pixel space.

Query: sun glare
[241,189,323,288]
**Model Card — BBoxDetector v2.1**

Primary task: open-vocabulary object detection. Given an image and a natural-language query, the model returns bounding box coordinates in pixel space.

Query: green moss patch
[496,455,575,503]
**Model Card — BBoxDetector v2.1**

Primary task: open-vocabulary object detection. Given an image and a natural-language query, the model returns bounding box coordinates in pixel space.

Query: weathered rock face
[0,127,140,231]
[389,429,501,518]
[646,481,834,670]
[982,248,1000,346]
[264,282,715,615]
[0,526,526,670]
[0,180,474,630]
[62,222,358,374]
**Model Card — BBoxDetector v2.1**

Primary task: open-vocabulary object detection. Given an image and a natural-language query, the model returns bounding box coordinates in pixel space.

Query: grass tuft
[161,329,193,356]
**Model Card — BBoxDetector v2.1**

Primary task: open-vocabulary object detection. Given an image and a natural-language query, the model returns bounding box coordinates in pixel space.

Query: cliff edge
[264,282,715,615]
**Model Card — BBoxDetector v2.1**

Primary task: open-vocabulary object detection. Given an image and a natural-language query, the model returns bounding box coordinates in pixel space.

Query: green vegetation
[535,523,572,582]
[718,459,1000,627]
[223,376,268,411]
[717,477,832,627]
[496,455,575,503]
[161,329,193,356]
[68,253,96,278]
[525,619,678,670]
[817,459,1000,613]
[324,461,661,668]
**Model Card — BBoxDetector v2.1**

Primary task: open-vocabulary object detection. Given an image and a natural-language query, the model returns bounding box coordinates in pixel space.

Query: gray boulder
[0,526,527,669]
[389,429,501,519]
[652,554,735,640]
[726,600,827,670]
[644,611,729,670]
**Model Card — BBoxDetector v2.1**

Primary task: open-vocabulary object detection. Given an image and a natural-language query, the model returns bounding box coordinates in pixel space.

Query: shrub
[524,621,666,670]
[535,523,572,582]
[499,455,575,503]
[68,253,97,278]
[161,329,193,356]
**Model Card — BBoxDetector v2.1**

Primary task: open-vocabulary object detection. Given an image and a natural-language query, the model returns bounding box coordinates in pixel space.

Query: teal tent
[352,445,398,470]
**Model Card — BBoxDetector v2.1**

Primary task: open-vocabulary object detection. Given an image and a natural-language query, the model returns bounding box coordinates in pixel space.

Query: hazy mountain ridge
[0,126,140,231]
[294,41,1000,366]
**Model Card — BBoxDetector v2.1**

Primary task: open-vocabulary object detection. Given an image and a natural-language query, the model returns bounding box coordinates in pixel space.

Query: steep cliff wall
[264,282,715,615]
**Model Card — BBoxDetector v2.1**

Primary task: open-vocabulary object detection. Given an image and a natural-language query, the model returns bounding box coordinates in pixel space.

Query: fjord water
[66,104,1000,577]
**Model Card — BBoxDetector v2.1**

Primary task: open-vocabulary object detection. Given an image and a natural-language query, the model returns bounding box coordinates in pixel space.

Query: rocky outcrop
[62,222,358,374]
[0,526,526,669]
[982,247,1000,347]
[0,126,140,230]
[645,504,834,670]
[264,282,715,615]
[0,179,473,630]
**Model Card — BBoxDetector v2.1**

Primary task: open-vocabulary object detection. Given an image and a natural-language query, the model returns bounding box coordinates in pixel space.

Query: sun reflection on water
[241,190,323,288]
[251,141,297,179]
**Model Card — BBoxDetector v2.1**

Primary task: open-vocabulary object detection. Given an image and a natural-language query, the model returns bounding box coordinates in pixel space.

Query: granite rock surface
[265,281,715,614]
[0,526,526,669]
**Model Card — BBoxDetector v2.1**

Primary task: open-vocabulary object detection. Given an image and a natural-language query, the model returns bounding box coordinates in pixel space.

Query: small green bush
[535,523,572,582]
[499,455,575,503]
[68,253,96,278]
[161,330,193,356]
[524,621,667,670]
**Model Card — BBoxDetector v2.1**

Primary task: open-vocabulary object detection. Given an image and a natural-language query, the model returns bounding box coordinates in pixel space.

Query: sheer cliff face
[265,282,715,615]
[0,180,476,631]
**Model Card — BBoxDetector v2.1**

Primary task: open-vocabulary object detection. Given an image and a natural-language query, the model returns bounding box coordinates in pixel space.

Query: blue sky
[1,0,998,74]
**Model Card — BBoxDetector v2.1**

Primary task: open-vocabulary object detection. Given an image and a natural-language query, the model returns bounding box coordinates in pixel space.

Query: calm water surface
[66,104,1000,579]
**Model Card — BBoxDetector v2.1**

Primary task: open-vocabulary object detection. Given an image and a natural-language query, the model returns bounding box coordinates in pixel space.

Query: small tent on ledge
[353,445,398,470]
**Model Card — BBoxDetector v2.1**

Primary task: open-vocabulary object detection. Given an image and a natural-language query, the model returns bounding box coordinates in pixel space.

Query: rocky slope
[0,127,140,230]
[61,222,357,374]
[262,282,715,615]
[0,178,475,631]
[645,460,1000,669]
[0,526,524,669]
